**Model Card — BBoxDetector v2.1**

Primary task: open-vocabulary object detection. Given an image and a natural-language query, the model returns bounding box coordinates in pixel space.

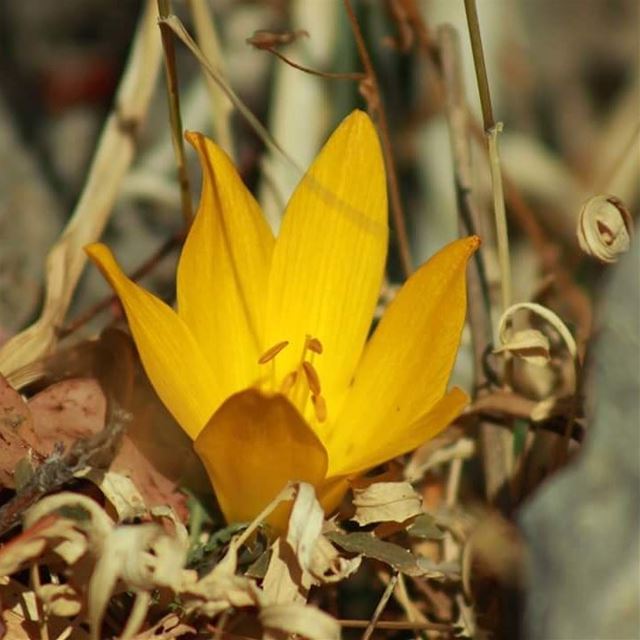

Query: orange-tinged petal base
[194,389,328,525]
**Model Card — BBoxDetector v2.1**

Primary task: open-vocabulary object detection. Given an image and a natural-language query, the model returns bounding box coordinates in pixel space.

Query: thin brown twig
[264,46,366,80]
[58,230,184,339]
[343,0,413,278]
[463,0,494,131]
[362,572,399,640]
[157,0,193,227]
[339,618,450,631]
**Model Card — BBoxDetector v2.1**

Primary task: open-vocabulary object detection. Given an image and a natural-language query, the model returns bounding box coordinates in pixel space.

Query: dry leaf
[87,522,186,640]
[0,374,34,488]
[286,482,324,571]
[0,515,77,577]
[352,481,423,525]
[36,582,83,617]
[263,537,311,605]
[577,194,634,264]
[79,469,148,522]
[493,328,551,366]
[308,534,362,584]
[260,602,340,640]
[23,377,106,455]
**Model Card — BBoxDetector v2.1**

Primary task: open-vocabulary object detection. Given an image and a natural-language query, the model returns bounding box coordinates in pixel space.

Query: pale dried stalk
[0,0,162,387]
[438,23,512,508]
[189,0,235,158]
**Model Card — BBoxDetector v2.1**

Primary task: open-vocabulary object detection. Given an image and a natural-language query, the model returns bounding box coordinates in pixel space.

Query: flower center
[257,336,327,423]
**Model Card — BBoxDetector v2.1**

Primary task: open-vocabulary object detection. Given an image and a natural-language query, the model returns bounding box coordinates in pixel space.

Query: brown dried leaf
[246,29,309,49]
[352,481,423,526]
[0,374,34,488]
[24,378,106,455]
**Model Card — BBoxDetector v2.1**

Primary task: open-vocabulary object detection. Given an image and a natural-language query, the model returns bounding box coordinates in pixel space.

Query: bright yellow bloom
[86,111,479,524]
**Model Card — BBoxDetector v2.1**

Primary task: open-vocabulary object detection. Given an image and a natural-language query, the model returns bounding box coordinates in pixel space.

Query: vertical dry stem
[157,0,193,227]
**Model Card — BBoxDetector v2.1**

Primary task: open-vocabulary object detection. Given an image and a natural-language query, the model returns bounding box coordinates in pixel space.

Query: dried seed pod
[577,195,634,264]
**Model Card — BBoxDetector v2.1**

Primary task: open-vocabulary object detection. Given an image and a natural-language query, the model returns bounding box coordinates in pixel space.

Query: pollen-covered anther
[302,360,322,396]
[311,394,327,422]
[280,371,298,394]
[258,340,289,364]
[306,337,324,354]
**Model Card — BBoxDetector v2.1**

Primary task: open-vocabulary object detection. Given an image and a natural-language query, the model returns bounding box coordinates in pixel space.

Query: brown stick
[343,0,413,278]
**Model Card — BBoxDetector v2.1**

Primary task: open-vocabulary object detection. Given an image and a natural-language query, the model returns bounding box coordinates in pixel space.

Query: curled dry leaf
[24,492,114,559]
[87,522,187,639]
[494,328,551,367]
[79,469,148,522]
[36,582,83,617]
[0,515,81,577]
[496,303,578,395]
[308,534,362,584]
[577,194,634,264]
[352,481,423,526]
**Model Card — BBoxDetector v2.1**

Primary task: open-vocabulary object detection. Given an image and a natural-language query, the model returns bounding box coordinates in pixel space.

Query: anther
[258,340,289,364]
[302,361,321,396]
[306,337,323,354]
[280,371,297,394]
[312,394,327,422]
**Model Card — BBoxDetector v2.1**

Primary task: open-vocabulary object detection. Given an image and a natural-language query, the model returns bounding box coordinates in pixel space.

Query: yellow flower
[86,111,479,525]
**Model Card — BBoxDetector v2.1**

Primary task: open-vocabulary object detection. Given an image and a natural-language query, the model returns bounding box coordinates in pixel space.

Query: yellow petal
[85,243,221,439]
[327,236,480,475]
[316,475,351,515]
[194,389,328,524]
[328,388,468,476]
[264,111,388,419]
[178,132,275,397]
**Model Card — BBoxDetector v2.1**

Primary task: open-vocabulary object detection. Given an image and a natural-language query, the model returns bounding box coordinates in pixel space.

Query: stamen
[312,394,327,422]
[258,340,289,364]
[302,361,322,396]
[306,337,323,354]
[280,371,298,394]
